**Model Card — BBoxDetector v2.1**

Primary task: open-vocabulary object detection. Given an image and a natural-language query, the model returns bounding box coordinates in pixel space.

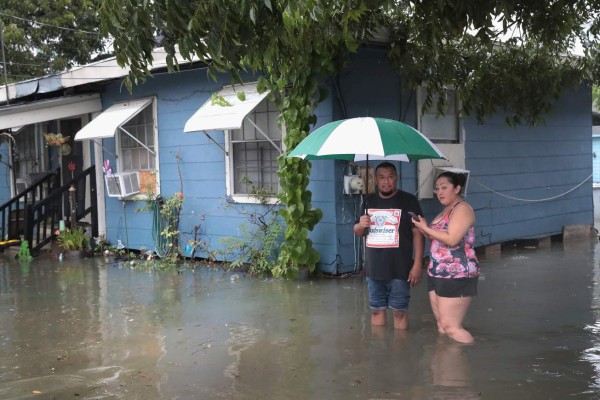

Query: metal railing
[0,168,61,244]
[24,166,98,255]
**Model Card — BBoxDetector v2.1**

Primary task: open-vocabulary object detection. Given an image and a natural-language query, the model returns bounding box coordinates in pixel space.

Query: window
[417,86,460,143]
[12,125,38,186]
[593,136,600,185]
[115,99,159,196]
[119,104,156,172]
[416,86,466,199]
[226,99,282,201]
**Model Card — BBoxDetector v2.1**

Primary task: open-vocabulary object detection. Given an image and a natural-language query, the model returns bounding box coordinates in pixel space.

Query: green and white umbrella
[287,117,446,208]
[287,117,446,162]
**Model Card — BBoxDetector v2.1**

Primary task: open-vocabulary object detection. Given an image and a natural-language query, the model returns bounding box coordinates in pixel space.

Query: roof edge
[0,46,200,104]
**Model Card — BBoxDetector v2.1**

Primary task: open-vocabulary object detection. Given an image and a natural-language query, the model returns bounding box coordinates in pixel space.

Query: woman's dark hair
[436,171,467,193]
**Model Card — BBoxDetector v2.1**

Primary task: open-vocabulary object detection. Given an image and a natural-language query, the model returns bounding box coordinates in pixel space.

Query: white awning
[75,98,152,141]
[184,83,270,133]
[0,94,102,130]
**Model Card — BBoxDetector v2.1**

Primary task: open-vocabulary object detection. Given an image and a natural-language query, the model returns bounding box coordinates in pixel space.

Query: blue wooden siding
[326,47,592,272]
[459,85,593,245]
[98,70,341,265]
[0,141,9,204]
[95,47,593,272]
[99,71,229,253]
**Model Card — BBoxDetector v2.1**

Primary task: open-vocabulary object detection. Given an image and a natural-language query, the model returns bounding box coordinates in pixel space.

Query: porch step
[0,237,54,258]
[0,239,21,251]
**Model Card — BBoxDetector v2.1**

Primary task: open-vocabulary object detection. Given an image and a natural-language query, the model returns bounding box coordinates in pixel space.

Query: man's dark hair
[375,162,397,175]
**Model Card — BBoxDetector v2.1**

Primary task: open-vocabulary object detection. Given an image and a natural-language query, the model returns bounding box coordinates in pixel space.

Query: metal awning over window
[184,83,274,154]
[74,98,152,141]
[0,94,102,130]
[184,83,270,133]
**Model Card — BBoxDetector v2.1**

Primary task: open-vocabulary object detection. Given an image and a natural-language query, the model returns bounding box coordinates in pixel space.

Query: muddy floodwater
[1,240,600,399]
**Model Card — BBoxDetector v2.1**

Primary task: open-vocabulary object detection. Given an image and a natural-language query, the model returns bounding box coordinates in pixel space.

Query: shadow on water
[0,240,599,399]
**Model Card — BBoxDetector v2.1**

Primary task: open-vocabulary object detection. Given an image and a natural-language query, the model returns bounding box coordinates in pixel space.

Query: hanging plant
[43,133,70,146]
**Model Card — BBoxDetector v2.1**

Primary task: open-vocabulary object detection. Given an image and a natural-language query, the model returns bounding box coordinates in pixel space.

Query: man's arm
[407,227,425,287]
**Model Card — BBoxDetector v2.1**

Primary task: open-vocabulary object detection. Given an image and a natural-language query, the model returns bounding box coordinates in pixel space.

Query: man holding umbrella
[354,162,425,329]
[287,116,444,327]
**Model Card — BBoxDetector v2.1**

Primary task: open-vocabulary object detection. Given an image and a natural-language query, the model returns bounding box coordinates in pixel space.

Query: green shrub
[17,241,32,262]
[56,227,89,251]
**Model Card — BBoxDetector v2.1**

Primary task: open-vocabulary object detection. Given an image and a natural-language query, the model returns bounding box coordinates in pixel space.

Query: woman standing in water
[411,171,479,344]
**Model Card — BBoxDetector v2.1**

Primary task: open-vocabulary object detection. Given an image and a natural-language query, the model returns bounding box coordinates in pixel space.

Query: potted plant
[43,132,70,146]
[55,227,90,258]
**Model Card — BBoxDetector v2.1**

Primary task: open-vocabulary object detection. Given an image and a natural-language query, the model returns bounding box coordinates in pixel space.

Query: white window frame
[115,97,160,197]
[593,134,600,187]
[224,98,283,204]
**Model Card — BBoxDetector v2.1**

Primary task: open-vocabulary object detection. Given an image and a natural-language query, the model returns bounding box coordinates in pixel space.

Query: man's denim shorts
[366,277,410,312]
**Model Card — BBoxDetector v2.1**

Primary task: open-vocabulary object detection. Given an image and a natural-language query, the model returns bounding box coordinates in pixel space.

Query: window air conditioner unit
[105,172,140,198]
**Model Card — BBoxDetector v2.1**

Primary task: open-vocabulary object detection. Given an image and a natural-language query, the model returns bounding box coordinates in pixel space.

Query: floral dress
[428,202,479,279]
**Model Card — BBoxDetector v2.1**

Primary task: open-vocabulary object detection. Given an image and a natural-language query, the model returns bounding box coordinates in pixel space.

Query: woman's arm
[412,203,475,247]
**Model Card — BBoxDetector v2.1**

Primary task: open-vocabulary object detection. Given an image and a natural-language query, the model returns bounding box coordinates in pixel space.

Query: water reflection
[0,258,169,398]
[430,337,479,399]
[583,240,600,390]
[0,243,600,399]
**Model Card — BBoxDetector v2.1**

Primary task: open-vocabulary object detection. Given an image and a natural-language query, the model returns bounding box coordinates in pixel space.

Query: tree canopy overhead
[98,0,600,276]
[100,0,600,124]
[0,0,109,82]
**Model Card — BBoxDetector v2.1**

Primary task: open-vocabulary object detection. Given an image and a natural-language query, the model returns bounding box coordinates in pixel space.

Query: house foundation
[562,224,597,242]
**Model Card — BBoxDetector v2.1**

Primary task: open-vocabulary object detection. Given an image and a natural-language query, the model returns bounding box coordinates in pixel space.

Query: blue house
[0,46,593,273]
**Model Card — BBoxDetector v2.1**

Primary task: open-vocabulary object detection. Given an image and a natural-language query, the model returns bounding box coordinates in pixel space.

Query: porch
[0,166,98,255]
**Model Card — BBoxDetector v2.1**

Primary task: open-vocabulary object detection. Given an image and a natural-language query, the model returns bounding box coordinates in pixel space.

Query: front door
[12,125,39,195]
[58,119,84,221]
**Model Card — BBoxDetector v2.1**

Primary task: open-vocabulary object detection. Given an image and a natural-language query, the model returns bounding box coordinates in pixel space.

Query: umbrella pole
[361,156,369,270]
[364,155,369,211]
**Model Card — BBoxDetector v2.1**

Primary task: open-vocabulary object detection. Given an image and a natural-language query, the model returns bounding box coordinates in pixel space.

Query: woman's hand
[411,215,427,231]
[411,215,434,240]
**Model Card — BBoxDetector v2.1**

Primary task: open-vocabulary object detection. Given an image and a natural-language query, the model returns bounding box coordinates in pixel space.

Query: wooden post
[90,171,98,239]
[69,185,77,229]
[24,203,33,251]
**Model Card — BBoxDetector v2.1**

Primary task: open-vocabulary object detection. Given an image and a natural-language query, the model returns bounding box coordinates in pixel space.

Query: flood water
[1,240,600,399]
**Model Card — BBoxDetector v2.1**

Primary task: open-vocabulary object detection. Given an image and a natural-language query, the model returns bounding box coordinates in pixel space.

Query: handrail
[25,165,98,255]
[0,168,60,243]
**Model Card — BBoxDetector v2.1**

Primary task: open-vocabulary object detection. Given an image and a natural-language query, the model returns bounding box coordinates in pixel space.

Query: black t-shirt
[359,190,423,280]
